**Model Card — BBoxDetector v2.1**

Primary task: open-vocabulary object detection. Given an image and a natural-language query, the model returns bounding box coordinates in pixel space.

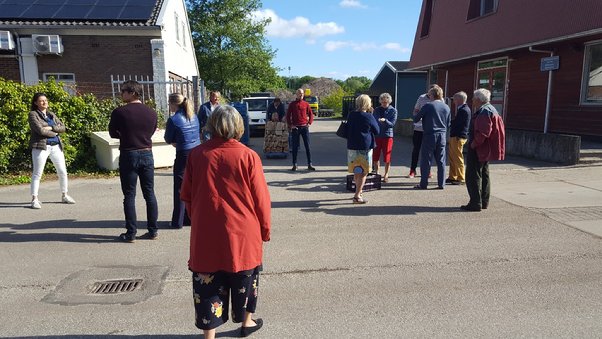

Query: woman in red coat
[181,105,271,339]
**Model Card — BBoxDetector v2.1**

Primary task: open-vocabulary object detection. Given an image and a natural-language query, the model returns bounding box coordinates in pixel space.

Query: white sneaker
[31,199,42,209]
[62,194,76,204]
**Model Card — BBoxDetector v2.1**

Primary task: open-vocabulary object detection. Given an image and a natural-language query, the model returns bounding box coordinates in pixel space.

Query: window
[467,0,498,20]
[583,42,602,104]
[181,21,187,47]
[175,13,181,43]
[43,73,75,95]
[420,0,433,38]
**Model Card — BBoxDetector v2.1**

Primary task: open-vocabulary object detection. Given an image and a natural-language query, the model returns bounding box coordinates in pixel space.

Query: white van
[242,96,275,135]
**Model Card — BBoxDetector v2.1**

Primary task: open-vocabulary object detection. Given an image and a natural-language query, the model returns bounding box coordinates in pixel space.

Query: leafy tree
[341,76,372,94]
[187,0,284,100]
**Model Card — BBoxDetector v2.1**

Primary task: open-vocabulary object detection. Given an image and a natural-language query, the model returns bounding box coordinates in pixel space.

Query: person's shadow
[0,219,126,243]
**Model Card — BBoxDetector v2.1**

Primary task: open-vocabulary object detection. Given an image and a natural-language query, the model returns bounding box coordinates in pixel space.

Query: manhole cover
[42,266,168,305]
[90,279,143,294]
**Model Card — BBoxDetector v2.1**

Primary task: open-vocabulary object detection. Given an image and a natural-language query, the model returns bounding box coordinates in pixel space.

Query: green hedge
[0,78,117,174]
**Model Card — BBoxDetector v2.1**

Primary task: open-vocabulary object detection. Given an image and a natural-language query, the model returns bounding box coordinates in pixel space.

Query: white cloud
[251,9,344,40]
[324,40,410,53]
[339,0,367,9]
[382,42,411,53]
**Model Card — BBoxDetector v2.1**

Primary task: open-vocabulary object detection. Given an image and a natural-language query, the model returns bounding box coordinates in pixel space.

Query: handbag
[336,121,348,138]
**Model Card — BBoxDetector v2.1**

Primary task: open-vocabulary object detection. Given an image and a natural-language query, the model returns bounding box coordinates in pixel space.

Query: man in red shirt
[286,88,315,171]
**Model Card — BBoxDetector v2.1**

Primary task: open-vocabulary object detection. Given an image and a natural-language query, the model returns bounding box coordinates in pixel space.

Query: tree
[187,0,284,100]
[341,76,372,94]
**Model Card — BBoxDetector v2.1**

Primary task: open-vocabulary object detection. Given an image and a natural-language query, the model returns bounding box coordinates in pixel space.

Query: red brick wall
[36,35,154,99]
[0,56,21,82]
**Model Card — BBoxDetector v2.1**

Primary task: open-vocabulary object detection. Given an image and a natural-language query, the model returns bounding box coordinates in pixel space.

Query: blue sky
[254,0,423,80]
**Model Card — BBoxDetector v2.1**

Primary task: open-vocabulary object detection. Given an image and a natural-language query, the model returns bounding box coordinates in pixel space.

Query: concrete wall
[506,129,581,165]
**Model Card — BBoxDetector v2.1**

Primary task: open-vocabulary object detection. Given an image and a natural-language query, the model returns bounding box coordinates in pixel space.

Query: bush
[321,87,347,117]
[0,78,117,175]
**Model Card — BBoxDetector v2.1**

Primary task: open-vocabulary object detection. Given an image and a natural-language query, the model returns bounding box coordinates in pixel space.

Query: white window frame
[581,40,602,105]
[175,12,181,44]
[43,73,76,95]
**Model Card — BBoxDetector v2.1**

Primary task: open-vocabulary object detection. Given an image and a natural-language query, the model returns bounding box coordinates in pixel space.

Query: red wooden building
[408,0,602,138]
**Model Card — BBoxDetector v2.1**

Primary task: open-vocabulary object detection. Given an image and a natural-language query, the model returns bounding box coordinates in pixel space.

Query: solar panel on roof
[86,6,122,20]
[35,0,65,4]
[0,0,157,21]
[127,0,158,5]
[54,5,91,19]
[21,4,63,19]
[2,0,36,4]
[0,5,29,18]
[65,0,97,4]
[119,5,154,20]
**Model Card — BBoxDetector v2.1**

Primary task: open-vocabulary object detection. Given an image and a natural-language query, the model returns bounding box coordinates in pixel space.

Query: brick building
[408,0,602,139]
[0,0,199,113]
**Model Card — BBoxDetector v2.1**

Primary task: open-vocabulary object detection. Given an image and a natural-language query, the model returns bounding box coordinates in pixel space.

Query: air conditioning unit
[0,31,15,50]
[32,34,63,54]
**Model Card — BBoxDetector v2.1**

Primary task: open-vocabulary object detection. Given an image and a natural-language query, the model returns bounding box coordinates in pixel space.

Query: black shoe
[307,165,316,171]
[482,202,489,209]
[460,204,482,212]
[139,232,158,240]
[451,180,464,185]
[240,318,263,337]
[291,165,297,171]
[118,233,135,243]
[445,178,454,184]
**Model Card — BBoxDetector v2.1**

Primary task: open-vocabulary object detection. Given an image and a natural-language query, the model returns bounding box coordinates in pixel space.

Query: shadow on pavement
[7,331,241,338]
[0,219,123,230]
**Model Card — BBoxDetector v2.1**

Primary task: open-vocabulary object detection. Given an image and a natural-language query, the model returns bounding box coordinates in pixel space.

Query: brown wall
[0,56,21,81]
[505,50,549,131]
[428,35,602,137]
[36,35,154,99]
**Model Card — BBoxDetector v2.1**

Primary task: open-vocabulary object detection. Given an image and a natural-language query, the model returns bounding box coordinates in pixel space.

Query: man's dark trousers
[465,147,490,208]
[119,149,158,236]
[291,126,312,165]
[419,132,446,188]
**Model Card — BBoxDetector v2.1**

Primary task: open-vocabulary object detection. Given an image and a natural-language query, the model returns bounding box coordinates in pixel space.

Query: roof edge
[408,28,602,70]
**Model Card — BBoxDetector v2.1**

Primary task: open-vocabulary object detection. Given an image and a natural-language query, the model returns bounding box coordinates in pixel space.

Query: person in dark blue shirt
[447,91,471,185]
[372,93,397,183]
[266,97,285,122]
[164,93,201,229]
[413,85,450,189]
[346,94,380,204]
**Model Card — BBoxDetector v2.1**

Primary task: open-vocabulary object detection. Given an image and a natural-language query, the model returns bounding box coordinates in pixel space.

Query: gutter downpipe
[529,46,553,134]
[15,32,25,82]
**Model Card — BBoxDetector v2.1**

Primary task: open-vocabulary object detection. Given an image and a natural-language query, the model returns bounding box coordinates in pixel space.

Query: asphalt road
[1,119,601,338]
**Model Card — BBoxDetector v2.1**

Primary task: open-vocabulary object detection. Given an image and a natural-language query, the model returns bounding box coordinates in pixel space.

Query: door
[477,67,506,116]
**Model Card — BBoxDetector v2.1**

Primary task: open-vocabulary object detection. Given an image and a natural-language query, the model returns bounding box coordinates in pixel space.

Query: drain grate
[90,279,143,294]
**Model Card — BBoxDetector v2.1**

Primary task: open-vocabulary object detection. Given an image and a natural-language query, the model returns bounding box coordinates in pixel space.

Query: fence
[110,75,201,119]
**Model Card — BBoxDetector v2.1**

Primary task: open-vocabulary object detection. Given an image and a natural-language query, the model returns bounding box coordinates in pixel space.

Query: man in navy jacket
[413,85,450,189]
[446,91,471,185]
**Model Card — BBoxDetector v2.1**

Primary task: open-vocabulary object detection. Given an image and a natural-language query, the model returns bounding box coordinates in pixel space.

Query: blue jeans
[119,150,158,236]
[171,150,191,228]
[419,132,446,188]
[291,126,312,165]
